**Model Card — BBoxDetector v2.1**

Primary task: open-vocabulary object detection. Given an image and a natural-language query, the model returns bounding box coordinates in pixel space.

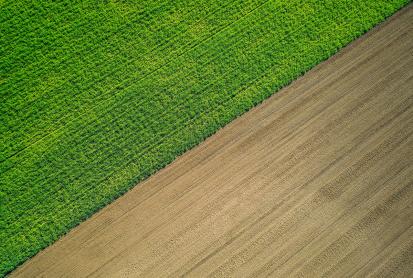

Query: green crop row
[0,0,409,276]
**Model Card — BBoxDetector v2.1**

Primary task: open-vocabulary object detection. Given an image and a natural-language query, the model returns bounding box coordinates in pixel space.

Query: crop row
[0,0,266,162]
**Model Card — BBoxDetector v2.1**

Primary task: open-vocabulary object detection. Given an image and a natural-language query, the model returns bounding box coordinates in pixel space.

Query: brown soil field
[11,5,413,278]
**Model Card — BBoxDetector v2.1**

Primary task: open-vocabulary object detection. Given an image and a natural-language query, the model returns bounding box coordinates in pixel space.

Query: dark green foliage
[0,0,408,275]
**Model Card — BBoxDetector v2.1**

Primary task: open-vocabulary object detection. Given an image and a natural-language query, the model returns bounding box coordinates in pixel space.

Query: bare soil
[11,5,413,278]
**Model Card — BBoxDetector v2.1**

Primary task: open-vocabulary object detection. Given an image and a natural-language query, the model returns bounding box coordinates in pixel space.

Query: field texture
[10,5,413,277]
[0,0,409,276]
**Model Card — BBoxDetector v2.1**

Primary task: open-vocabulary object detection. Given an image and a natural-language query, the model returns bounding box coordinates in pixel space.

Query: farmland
[0,0,410,276]
[10,4,413,277]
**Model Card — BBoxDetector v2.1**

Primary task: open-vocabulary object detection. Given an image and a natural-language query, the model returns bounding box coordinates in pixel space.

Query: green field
[0,0,408,275]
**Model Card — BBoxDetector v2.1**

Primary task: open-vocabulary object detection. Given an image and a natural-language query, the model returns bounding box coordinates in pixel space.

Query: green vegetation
[0,0,408,275]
